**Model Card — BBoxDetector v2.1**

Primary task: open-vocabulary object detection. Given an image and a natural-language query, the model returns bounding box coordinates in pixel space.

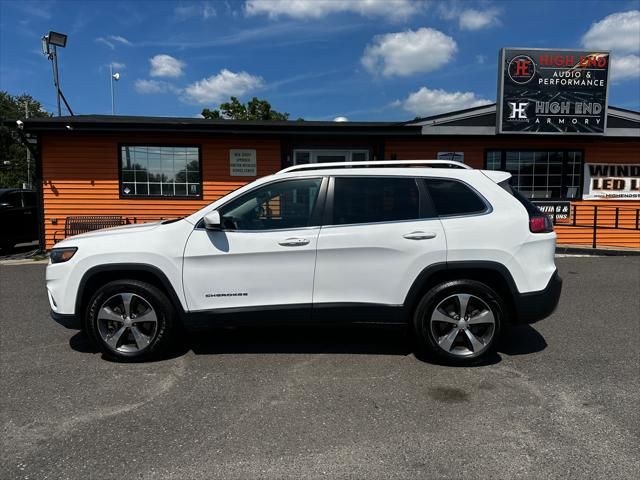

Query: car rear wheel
[85,279,175,362]
[414,280,504,365]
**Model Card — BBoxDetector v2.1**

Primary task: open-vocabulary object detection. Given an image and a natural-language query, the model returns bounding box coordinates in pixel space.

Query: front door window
[219,178,322,230]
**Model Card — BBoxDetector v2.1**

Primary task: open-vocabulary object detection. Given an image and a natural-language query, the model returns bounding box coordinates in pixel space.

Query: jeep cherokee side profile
[47,160,562,365]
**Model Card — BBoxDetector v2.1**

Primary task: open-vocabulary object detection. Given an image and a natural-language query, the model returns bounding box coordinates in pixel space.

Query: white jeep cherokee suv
[47,160,562,365]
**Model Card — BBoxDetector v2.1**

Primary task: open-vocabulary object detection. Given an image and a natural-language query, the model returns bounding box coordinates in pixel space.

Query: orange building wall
[384,136,640,168]
[40,133,639,249]
[41,134,281,249]
[386,136,640,248]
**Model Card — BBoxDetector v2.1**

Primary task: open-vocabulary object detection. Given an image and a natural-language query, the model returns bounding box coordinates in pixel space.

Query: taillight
[529,215,553,233]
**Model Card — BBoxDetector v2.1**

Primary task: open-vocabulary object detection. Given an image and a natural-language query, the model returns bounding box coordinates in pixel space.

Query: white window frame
[293,149,369,165]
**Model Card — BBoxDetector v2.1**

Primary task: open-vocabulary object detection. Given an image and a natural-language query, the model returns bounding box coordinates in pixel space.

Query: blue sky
[1,0,639,121]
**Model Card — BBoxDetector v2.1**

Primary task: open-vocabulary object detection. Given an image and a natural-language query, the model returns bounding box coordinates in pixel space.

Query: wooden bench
[53,215,125,243]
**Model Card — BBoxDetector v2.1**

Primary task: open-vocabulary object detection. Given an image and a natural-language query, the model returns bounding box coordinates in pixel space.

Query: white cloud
[245,0,423,21]
[96,37,115,49]
[361,28,457,77]
[96,35,132,49]
[149,54,185,78]
[582,10,640,54]
[581,10,639,83]
[175,2,216,20]
[438,4,500,30]
[135,79,177,94]
[400,86,492,116]
[183,69,264,104]
[110,62,126,70]
[476,55,486,64]
[110,35,132,46]
[610,54,640,81]
[458,8,500,30]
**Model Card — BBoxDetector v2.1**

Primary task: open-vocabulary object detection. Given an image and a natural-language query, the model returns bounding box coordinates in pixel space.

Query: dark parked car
[0,189,38,250]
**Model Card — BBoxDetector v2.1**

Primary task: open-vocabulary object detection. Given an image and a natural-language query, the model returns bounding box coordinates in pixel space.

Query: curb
[556,244,640,256]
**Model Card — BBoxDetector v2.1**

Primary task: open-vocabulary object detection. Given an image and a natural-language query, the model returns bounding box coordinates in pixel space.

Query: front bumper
[514,270,562,324]
[50,309,81,329]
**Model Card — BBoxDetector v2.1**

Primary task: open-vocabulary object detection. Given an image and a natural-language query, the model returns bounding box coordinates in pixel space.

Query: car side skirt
[184,303,406,330]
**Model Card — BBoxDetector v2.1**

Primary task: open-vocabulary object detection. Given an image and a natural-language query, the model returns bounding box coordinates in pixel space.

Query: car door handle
[278,237,310,247]
[403,231,437,240]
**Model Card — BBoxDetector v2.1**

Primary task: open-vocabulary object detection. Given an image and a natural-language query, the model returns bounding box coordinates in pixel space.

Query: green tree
[201,96,290,121]
[0,91,50,188]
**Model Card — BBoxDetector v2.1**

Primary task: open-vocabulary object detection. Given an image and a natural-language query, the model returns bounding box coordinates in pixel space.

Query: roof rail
[278,159,472,174]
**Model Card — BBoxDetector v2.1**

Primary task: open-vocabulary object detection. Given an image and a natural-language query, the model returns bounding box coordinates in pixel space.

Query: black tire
[85,279,176,362]
[413,279,505,366]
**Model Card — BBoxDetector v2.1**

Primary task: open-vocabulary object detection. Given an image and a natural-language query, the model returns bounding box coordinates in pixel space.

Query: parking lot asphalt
[1,257,639,480]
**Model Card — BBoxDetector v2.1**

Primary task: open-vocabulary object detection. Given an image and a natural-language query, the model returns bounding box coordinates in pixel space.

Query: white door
[293,150,369,165]
[183,177,325,312]
[313,176,447,306]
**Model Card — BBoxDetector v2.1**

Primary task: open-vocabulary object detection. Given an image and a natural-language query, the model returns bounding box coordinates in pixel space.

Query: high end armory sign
[497,48,610,135]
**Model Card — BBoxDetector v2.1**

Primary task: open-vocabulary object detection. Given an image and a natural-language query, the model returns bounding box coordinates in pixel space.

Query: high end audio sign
[497,48,610,135]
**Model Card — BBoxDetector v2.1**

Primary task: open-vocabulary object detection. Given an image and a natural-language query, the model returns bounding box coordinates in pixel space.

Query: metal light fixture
[47,31,68,48]
[41,31,70,116]
[110,65,120,115]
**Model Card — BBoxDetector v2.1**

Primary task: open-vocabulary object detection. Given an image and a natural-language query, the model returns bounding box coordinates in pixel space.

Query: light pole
[24,101,30,189]
[110,65,120,115]
[41,31,68,116]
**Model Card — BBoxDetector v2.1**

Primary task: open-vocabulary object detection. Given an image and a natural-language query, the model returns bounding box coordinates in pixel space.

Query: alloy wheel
[429,293,496,357]
[96,293,158,353]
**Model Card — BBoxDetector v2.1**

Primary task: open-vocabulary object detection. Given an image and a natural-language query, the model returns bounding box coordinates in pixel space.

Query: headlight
[50,247,78,264]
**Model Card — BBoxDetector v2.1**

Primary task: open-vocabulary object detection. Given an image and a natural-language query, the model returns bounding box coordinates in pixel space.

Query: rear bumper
[514,270,562,324]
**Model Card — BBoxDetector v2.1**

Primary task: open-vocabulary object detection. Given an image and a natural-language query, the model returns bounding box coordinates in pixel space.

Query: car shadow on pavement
[499,324,548,357]
[69,332,99,353]
[68,323,547,365]
[187,325,413,356]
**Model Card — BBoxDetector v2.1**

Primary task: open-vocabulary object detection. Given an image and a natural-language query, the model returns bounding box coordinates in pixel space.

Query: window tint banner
[497,48,610,135]
[583,164,640,200]
[533,201,572,223]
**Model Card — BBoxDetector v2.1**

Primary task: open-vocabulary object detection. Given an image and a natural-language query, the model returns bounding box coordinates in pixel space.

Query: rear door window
[424,179,487,217]
[332,177,420,225]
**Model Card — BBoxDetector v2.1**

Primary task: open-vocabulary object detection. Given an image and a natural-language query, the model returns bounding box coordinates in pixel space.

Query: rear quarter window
[424,178,487,217]
[498,180,544,216]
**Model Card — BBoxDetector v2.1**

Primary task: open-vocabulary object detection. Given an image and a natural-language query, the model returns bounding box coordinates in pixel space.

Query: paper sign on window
[230,149,257,177]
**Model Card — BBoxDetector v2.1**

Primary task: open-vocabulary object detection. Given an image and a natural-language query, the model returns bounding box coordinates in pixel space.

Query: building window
[437,152,464,163]
[485,150,583,200]
[293,149,369,165]
[120,145,201,198]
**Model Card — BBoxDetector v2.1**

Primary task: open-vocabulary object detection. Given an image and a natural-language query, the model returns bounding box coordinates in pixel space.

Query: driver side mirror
[203,210,222,231]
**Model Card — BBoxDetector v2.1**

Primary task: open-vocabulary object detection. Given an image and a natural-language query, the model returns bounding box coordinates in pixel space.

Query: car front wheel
[85,279,175,362]
[414,280,504,365]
